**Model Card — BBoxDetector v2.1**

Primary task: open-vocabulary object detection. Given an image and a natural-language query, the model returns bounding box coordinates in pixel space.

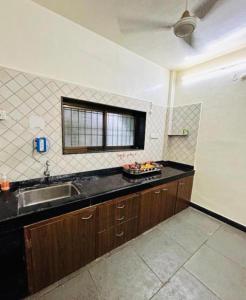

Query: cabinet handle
[116,205,125,209]
[162,189,168,192]
[154,191,160,194]
[179,183,185,186]
[81,214,93,220]
[116,216,125,221]
[115,231,124,237]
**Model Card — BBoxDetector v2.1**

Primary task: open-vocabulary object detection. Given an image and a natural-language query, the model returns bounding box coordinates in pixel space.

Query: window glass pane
[79,135,85,146]
[98,135,103,146]
[97,113,103,128]
[71,109,79,128]
[79,111,85,128]
[106,113,135,147]
[86,135,92,146]
[64,108,71,128]
[92,135,98,146]
[64,106,104,148]
[64,134,71,147]
[71,135,79,147]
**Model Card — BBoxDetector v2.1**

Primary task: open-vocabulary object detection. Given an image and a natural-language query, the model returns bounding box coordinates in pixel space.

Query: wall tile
[0,66,166,182]
[165,103,201,165]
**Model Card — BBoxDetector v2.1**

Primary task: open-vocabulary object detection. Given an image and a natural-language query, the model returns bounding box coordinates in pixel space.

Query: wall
[174,48,246,226]
[0,66,165,181]
[0,0,169,106]
[0,0,170,182]
[165,103,202,165]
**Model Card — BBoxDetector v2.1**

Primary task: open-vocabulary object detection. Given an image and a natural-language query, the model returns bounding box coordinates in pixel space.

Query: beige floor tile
[177,208,222,235]
[206,224,246,268]
[157,214,209,253]
[131,228,191,283]
[185,245,246,300]
[89,246,162,300]
[152,268,220,300]
[39,269,99,300]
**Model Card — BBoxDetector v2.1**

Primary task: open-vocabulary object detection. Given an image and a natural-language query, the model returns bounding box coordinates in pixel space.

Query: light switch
[150,134,159,140]
[0,110,7,120]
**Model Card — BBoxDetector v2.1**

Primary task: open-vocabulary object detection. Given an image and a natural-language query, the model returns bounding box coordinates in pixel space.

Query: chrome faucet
[44,160,50,177]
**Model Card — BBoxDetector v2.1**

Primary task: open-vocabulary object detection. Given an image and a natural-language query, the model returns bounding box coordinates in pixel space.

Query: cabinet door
[159,181,178,222]
[24,207,96,294]
[150,189,161,227]
[25,218,69,293]
[97,200,115,232]
[175,176,194,214]
[97,227,115,257]
[138,189,153,234]
[70,207,97,267]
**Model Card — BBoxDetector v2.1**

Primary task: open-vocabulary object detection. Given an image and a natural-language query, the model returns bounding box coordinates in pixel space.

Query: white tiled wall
[165,103,201,165]
[0,66,166,182]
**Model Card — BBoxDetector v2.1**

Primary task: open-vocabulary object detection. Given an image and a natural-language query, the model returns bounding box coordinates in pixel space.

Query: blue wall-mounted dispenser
[34,137,48,153]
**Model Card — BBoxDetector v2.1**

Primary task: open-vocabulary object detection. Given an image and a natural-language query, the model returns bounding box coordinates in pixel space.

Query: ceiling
[32,0,246,70]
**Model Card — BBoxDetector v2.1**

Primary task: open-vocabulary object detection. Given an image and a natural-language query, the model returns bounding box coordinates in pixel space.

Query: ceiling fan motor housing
[174,10,197,38]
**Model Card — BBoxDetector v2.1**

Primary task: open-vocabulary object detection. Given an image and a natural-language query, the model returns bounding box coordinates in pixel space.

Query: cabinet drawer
[97,218,138,257]
[115,193,139,225]
[97,193,140,231]
[115,218,138,247]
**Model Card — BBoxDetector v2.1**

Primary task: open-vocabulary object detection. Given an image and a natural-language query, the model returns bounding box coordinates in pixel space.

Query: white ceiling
[32,0,246,70]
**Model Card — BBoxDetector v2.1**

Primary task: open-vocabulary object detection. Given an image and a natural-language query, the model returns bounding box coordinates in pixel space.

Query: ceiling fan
[118,0,219,47]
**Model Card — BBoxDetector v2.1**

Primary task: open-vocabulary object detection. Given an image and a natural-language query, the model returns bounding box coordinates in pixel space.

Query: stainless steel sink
[17,182,80,209]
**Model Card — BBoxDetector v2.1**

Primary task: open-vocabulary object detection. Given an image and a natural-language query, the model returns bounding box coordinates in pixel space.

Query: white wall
[174,48,246,226]
[0,0,169,106]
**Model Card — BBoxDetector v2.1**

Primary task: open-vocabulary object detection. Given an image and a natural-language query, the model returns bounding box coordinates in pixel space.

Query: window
[62,97,146,154]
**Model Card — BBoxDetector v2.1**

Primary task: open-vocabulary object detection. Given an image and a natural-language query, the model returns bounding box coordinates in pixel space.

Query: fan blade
[182,33,194,48]
[118,17,173,34]
[193,0,219,19]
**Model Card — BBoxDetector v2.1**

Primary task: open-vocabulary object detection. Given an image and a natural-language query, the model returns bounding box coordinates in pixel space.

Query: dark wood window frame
[61,97,146,154]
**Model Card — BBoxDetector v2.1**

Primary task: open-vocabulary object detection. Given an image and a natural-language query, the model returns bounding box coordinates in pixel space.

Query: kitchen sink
[17,182,80,209]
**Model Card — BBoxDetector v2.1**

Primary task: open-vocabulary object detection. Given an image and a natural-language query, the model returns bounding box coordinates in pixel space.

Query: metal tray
[122,166,162,177]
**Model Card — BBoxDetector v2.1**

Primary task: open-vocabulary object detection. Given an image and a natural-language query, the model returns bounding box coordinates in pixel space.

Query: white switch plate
[150,134,159,140]
[0,110,7,120]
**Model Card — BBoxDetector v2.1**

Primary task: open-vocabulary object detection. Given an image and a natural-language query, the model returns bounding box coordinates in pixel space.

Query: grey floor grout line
[131,246,165,285]
[147,224,220,298]
[178,225,225,300]
[87,268,102,300]
[183,267,224,300]
[148,215,224,299]
[205,243,246,271]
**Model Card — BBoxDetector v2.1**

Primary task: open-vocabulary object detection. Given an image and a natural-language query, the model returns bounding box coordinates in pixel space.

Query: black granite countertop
[0,161,194,233]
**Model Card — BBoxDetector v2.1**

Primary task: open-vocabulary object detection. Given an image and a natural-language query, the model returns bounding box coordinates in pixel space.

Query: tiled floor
[27,208,246,300]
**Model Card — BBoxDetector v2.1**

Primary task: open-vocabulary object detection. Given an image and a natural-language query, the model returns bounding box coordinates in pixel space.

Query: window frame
[61,97,146,154]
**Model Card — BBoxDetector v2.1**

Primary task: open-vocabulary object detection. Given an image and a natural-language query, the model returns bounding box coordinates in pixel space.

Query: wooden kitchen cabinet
[175,176,194,213]
[97,199,115,232]
[24,206,96,294]
[24,175,194,295]
[159,181,178,222]
[138,187,153,233]
[139,181,179,233]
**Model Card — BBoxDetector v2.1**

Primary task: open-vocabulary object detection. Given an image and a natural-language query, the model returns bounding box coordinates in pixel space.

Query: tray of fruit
[122,161,162,176]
